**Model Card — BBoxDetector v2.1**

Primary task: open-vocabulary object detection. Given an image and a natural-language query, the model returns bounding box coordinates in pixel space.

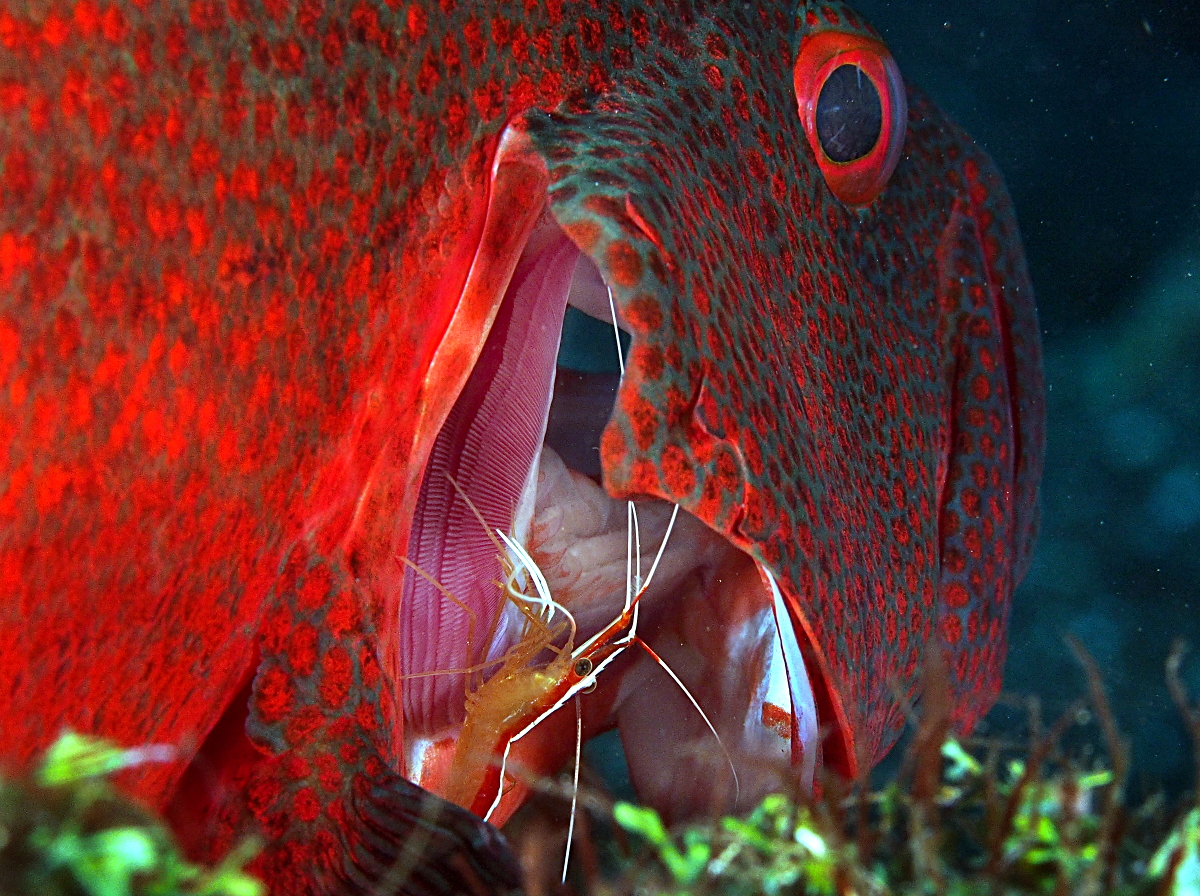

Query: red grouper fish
[0,0,1045,889]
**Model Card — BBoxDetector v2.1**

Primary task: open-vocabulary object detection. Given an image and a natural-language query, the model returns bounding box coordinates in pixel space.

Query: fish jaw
[612,553,820,822]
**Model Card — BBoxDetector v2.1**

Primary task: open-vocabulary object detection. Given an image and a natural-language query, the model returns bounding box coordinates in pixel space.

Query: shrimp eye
[580,679,597,694]
[574,657,593,678]
[793,30,907,206]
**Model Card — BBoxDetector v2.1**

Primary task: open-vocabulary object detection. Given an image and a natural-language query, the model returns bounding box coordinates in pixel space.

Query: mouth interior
[400,203,818,800]
[401,203,720,734]
[401,207,627,735]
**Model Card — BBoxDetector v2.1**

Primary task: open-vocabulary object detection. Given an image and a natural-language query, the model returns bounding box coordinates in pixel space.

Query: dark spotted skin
[0,0,1043,891]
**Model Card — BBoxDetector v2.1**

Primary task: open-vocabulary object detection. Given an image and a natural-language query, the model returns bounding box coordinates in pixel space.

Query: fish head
[400,0,1043,824]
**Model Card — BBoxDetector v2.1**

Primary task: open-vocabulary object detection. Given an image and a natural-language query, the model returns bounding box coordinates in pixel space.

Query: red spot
[623,392,658,453]
[560,219,599,253]
[940,614,963,644]
[660,443,695,497]
[406,4,425,40]
[599,425,626,471]
[629,8,649,47]
[704,64,724,90]
[35,464,71,512]
[73,0,99,34]
[318,646,353,708]
[623,295,663,332]
[274,39,305,76]
[100,4,125,41]
[290,622,319,677]
[741,430,764,478]
[284,755,312,781]
[321,25,345,68]
[971,374,991,402]
[325,588,361,638]
[443,92,467,146]
[439,32,462,76]
[41,13,68,47]
[293,787,321,823]
[945,582,970,609]
[560,32,580,74]
[472,77,504,120]
[189,0,222,31]
[315,754,341,793]
[462,16,485,66]
[713,444,741,497]
[297,565,333,613]
[631,344,663,381]
[535,68,563,105]
[255,666,294,724]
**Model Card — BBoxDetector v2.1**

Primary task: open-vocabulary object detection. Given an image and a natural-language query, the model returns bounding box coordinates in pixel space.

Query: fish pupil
[815,63,883,163]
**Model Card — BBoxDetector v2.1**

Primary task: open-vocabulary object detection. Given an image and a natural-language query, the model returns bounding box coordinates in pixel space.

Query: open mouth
[400,205,733,728]
[400,127,818,821]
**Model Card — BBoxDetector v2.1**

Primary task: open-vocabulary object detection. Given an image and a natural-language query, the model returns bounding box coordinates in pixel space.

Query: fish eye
[793,29,908,206]
[574,657,593,678]
[816,64,882,163]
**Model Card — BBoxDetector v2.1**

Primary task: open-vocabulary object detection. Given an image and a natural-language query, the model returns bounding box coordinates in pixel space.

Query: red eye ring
[794,30,907,207]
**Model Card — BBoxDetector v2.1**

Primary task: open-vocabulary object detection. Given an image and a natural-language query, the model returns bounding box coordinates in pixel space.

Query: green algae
[0,733,262,896]
[585,643,1200,896]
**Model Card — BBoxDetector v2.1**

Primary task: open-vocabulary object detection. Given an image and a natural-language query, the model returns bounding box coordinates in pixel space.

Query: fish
[0,0,1045,891]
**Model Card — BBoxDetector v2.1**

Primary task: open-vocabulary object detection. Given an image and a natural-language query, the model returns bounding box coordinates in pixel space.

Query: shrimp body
[446,657,571,813]
[434,526,637,817]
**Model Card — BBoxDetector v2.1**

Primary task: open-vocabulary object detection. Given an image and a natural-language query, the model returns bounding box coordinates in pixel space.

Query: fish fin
[933,168,1044,736]
[337,769,525,896]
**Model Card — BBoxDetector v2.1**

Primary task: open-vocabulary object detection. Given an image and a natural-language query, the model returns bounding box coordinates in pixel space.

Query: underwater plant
[5,644,1198,896]
[504,641,1200,896]
[0,734,262,896]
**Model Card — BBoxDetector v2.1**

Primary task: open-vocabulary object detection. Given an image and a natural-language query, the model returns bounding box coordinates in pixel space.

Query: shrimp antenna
[640,503,680,598]
[633,635,740,801]
[562,695,583,884]
[606,284,625,378]
[400,556,478,660]
[495,529,577,645]
[631,501,643,600]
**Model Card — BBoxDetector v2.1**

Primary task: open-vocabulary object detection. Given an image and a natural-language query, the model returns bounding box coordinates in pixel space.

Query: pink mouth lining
[401,210,584,737]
